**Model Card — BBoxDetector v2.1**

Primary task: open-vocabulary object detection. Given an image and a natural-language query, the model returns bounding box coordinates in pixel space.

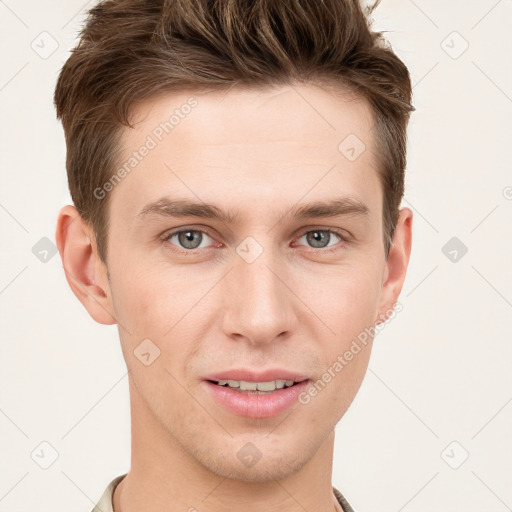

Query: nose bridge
[222,239,296,344]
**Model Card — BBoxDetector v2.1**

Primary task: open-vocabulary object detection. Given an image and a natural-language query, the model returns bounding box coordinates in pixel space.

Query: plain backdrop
[1,1,511,511]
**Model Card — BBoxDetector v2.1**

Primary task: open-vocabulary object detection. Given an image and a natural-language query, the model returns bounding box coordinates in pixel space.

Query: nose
[221,245,298,346]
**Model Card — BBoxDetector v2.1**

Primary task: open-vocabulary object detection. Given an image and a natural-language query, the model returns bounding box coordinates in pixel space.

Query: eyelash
[161,226,350,256]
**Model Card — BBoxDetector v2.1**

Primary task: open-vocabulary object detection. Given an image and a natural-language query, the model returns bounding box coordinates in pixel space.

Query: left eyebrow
[136,195,370,224]
[290,196,370,220]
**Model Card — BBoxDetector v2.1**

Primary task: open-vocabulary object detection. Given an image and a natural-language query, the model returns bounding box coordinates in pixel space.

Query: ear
[375,207,413,325]
[55,205,116,325]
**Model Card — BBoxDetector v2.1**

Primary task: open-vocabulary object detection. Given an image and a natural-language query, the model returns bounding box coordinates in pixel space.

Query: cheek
[111,261,186,332]
[298,264,380,404]
[299,262,381,341]
[110,263,211,380]
[110,267,195,408]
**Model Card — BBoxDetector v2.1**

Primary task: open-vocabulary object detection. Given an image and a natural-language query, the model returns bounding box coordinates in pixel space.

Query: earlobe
[375,207,413,325]
[55,205,117,325]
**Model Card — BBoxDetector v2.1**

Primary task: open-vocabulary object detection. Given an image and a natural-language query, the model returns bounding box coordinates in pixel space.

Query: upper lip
[204,368,309,383]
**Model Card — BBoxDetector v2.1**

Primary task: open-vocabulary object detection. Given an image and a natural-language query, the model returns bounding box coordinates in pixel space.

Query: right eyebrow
[137,198,239,224]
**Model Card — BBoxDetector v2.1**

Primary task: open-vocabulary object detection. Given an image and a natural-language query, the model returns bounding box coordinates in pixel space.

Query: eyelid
[295,226,351,240]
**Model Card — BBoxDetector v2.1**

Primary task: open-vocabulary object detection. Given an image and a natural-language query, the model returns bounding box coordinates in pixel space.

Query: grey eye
[299,230,341,249]
[168,230,213,250]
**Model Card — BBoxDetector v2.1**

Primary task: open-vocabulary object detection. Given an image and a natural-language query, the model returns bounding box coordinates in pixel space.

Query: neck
[113,379,343,512]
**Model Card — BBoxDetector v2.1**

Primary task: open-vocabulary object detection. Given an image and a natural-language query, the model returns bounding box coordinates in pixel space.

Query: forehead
[111,83,381,224]
[125,83,375,150]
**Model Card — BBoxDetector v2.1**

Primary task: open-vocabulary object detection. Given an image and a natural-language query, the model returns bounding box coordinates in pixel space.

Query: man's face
[102,84,395,482]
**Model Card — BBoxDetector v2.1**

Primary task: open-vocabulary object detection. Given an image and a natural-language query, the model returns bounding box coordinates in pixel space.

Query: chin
[203,451,308,483]
[189,432,320,483]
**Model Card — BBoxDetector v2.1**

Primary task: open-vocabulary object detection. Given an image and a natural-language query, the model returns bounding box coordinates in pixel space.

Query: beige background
[0,1,511,510]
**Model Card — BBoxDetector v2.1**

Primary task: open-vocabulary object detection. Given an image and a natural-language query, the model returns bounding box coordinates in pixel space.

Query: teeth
[241,381,258,391]
[215,379,296,390]
[255,381,275,391]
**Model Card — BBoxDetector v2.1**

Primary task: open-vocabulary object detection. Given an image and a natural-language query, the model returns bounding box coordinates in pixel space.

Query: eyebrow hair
[137,196,370,224]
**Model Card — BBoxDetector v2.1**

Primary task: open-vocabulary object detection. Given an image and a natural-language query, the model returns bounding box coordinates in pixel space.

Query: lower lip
[203,380,310,419]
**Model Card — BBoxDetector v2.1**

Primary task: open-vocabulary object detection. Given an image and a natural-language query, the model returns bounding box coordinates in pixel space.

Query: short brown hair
[54,0,413,264]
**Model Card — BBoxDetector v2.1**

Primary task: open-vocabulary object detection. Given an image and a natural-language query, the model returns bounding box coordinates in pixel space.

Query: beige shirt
[92,474,356,512]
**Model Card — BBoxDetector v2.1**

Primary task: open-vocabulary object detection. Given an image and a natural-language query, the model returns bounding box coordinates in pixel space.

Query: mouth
[202,375,310,419]
[206,378,305,394]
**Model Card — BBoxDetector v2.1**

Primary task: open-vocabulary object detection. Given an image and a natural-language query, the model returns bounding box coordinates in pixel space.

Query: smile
[212,379,297,392]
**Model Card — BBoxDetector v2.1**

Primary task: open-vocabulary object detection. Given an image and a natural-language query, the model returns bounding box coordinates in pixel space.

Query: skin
[56,83,412,512]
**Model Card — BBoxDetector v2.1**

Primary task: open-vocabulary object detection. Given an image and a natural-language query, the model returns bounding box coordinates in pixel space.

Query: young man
[54,0,413,510]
